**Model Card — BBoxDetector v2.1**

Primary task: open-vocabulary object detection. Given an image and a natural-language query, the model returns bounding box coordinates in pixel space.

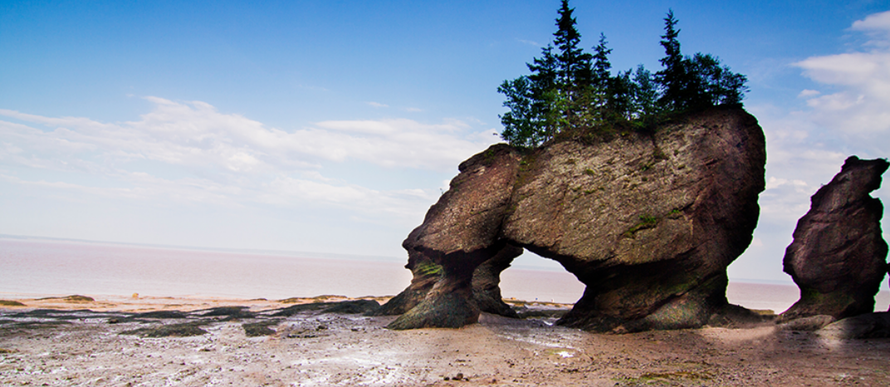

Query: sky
[1,0,889,287]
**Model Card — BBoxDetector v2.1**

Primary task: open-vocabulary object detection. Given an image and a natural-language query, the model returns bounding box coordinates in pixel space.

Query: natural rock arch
[375,107,766,332]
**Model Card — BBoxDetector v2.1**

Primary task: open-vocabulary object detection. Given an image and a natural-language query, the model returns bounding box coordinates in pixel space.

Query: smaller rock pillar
[779,156,889,322]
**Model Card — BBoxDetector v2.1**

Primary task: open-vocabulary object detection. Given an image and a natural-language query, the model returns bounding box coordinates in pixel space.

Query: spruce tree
[553,0,592,89]
[552,0,592,129]
[631,65,659,121]
[656,9,686,111]
[591,33,612,91]
[497,4,749,147]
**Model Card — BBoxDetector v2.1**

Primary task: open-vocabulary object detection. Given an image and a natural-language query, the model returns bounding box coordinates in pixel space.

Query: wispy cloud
[851,10,890,48]
[517,39,542,47]
[794,11,890,141]
[366,101,389,108]
[746,10,890,227]
[0,97,497,224]
[1,97,495,173]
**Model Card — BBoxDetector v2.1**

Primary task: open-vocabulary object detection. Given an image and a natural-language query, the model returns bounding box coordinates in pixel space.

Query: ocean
[2,237,888,314]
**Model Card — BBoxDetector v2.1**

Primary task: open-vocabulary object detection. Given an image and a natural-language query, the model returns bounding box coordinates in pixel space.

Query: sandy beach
[1,294,888,386]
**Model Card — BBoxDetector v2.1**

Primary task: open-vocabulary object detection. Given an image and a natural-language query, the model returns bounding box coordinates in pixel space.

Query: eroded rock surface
[383,107,766,332]
[779,156,889,323]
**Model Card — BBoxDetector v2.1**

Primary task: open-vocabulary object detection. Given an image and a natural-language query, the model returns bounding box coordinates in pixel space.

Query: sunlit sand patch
[694,325,778,344]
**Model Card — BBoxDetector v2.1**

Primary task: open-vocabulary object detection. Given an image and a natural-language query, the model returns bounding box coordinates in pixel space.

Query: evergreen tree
[553,0,592,89]
[497,5,749,148]
[552,0,593,129]
[656,9,687,111]
[655,10,748,113]
[591,33,612,91]
[526,45,560,139]
[608,69,634,120]
[631,65,659,120]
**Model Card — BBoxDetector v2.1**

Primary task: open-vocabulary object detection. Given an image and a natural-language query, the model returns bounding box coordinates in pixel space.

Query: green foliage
[498,3,748,148]
[623,214,659,238]
[416,261,444,277]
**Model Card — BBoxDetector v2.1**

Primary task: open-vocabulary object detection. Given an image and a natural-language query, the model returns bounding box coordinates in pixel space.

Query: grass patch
[0,300,25,307]
[623,214,659,238]
[416,261,444,276]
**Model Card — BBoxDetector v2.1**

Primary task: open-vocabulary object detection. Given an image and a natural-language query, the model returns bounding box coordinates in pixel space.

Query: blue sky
[1,1,889,287]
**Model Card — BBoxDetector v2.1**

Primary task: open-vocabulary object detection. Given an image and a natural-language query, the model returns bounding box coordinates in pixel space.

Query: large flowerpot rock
[382,107,766,332]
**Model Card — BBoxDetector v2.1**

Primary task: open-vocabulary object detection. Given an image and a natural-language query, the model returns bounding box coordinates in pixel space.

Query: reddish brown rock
[383,107,766,332]
[386,145,524,329]
[779,156,889,323]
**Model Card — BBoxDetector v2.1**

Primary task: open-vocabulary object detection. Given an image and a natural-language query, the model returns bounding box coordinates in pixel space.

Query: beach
[3,239,890,385]
[2,294,890,386]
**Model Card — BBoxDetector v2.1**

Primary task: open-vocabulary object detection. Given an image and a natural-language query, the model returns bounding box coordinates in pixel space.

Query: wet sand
[1,294,889,386]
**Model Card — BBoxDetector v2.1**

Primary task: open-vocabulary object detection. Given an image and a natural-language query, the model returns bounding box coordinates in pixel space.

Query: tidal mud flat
[1,295,889,386]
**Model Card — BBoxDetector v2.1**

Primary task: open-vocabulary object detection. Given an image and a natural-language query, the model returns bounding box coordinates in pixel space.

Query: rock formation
[778,156,889,322]
[381,107,766,332]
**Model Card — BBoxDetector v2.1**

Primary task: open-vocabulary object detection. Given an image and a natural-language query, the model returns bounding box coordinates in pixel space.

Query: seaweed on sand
[199,306,255,320]
[136,310,189,319]
[242,320,281,337]
[121,321,209,338]
[271,300,380,317]
[322,300,380,315]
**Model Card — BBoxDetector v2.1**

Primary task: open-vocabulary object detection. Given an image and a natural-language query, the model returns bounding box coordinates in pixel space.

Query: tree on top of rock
[553,0,592,90]
[498,3,749,148]
[656,10,748,112]
[656,10,686,112]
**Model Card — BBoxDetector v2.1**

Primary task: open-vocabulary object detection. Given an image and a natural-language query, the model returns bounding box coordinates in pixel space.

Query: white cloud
[0,97,496,174]
[794,12,890,137]
[0,97,497,225]
[737,11,890,273]
[517,39,542,47]
[851,10,890,48]
[366,102,389,108]
[852,10,890,32]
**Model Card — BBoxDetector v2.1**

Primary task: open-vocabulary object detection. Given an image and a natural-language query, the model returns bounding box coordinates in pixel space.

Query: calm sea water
[2,238,888,313]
